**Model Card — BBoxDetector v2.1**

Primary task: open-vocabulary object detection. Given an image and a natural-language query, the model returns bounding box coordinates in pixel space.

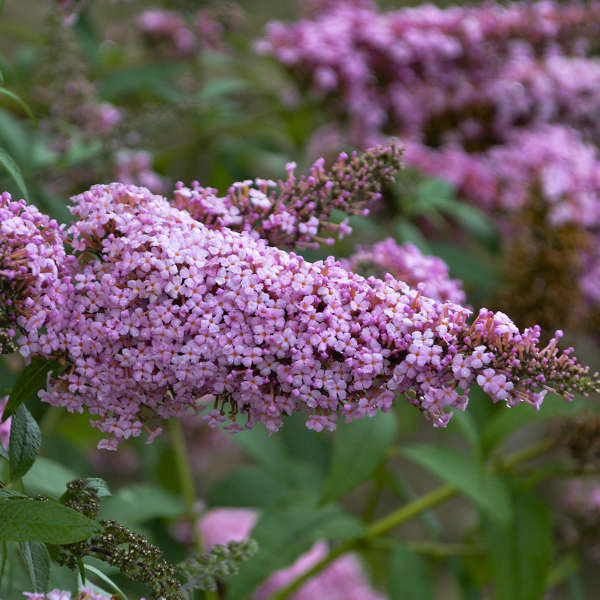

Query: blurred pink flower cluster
[342,238,465,304]
[259,1,600,146]
[199,508,386,599]
[137,5,244,58]
[0,395,11,449]
[405,126,600,310]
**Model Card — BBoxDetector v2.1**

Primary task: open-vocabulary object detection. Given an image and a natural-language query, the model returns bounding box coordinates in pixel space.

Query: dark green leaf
[0,87,36,123]
[0,488,28,499]
[9,405,41,481]
[389,542,433,600]
[226,504,364,600]
[483,487,552,600]
[233,426,288,470]
[207,467,288,509]
[0,146,27,199]
[18,542,50,593]
[401,444,512,524]
[3,357,64,422]
[321,412,397,503]
[0,498,100,543]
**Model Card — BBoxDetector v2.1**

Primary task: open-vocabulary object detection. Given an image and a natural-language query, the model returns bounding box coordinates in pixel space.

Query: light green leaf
[3,357,64,422]
[389,542,433,600]
[18,542,50,593]
[321,412,397,503]
[9,405,41,481]
[0,498,100,543]
[84,478,111,498]
[84,564,128,600]
[0,87,36,123]
[401,444,512,524]
[0,146,27,199]
[100,483,184,526]
[23,457,77,499]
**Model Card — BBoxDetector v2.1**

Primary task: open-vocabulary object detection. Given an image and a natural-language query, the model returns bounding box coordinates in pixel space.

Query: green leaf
[3,357,64,422]
[0,87,36,123]
[320,412,397,503]
[447,410,481,456]
[226,504,364,600]
[233,426,288,470]
[0,488,27,499]
[401,444,512,524]
[482,393,582,456]
[23,458,77,499]
[483,487,553,600]
[207,466,289,509]
[84,564,128,600]
[100,483,184,527]
[0,498,100,543]
[17,542,50,593]
[389,542,433,600]
[198,78,248,100]
[9,405,41,481]
[0,146,27,199]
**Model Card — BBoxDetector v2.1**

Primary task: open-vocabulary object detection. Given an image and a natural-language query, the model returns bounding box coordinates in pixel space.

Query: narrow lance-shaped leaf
[0,87,36,123]
[0,146,27,199]
[9,404,41,481]
[18,542,50,593]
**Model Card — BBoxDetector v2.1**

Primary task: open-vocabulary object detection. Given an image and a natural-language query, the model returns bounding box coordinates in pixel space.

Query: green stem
[500,437,557,470]
[167,419,218,600]
[268,436,558,600]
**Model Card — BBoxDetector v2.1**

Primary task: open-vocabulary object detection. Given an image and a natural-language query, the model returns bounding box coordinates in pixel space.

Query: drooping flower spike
[2,183,597,450]
[172,144,403,250]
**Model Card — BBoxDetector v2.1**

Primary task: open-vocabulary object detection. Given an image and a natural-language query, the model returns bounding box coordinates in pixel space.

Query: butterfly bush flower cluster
[0,192,73,356]
[259,1,600,146]
[173,144,403,250]
[2,176,598,449]
[342,238,465,304]
[199,508,386,600]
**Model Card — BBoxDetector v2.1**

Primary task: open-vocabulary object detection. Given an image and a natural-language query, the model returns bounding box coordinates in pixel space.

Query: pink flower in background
[198,508,386,599]
[0,396,11,450]
[137,9,195,58]
[115,150,167,194]
[200,508,259,550]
